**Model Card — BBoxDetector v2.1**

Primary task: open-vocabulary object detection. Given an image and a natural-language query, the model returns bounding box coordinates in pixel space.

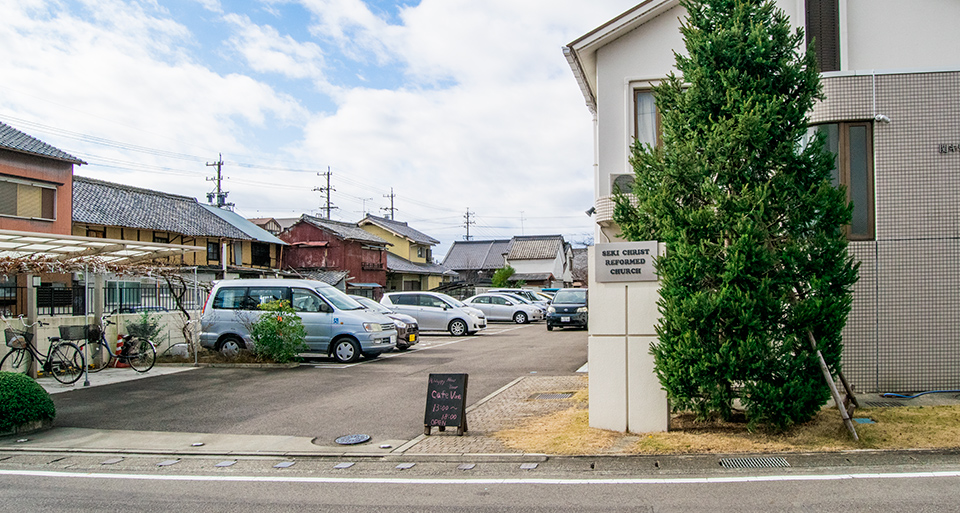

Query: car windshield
[552,289,587,304]
[437,292,466,308]
[353,296,391,314]
[315,286,364,310]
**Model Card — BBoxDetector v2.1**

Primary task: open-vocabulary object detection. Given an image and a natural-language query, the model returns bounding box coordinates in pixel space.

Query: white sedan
[462,293,544,324]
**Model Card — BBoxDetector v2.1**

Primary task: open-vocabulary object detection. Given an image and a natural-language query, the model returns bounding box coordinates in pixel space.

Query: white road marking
[3,468,960,485]
[304,325,533,368]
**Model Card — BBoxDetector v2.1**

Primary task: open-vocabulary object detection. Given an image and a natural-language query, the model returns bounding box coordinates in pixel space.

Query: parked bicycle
[1,314,85,384]
[71,313,156,373]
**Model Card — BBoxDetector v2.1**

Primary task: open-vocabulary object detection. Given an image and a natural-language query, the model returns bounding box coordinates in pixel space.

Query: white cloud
[223,13,327,82]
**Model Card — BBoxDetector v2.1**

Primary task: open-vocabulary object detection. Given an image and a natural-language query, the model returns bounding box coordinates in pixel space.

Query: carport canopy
[0,228,205,265]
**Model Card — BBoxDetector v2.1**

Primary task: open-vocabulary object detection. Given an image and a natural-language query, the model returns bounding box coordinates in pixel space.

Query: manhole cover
[529,392,575,400]
[861,401,906,408]
[335,434,371,445]
[719,457,789,469]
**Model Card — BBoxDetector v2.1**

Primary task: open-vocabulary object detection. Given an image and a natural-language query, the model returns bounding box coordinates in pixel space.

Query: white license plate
[390,334,397,344]
[561,316,571,323]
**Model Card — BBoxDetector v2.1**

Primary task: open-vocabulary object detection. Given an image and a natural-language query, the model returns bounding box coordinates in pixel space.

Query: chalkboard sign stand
[423,373,468,436]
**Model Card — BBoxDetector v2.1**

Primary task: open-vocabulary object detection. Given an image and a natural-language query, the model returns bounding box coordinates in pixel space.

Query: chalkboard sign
[423,373,468,436]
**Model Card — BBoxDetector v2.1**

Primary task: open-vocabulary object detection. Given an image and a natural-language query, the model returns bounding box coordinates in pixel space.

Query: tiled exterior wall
[814,71,960,392]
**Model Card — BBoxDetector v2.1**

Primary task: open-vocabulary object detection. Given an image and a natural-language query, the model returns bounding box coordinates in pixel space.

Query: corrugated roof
[442,239,512,270]
[360,214,439,245]
[0,121,86,165]
[73,176,251,239]
[294,269,350,286]
[387,253,456,276]
[507,235,565,260]
[300,215,388,245]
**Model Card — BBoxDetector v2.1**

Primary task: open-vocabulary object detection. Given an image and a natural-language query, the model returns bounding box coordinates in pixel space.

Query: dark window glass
[213,288,246,309]
[251,242,270,266]
[806,0,840,72]
[207,242,220,261]
[807,122,874,240]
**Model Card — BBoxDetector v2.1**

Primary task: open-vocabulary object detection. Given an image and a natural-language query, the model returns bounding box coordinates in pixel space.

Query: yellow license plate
[408,334,416,342]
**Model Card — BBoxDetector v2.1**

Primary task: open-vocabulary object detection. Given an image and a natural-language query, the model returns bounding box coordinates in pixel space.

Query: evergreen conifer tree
[613,0,859,430]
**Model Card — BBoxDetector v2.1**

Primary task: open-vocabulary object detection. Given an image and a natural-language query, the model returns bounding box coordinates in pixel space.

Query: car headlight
[577,306,588,313]
[547,306,556,314]
[363,322,383,332]
[393,320,407,329]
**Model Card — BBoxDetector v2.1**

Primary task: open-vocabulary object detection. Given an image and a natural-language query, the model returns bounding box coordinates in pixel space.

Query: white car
[488,288,551,310]
[380,291,486,336]
[463,293,544,324]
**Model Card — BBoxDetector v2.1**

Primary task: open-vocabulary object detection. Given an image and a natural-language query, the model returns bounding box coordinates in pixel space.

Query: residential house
[248,217,283,235]
[503,235,573,288]
[279,215,389,297]
[441,239,512,285]
[565,0,960,392]
[442,236,572,288]
[72,176,286,282]
[358,214,454,292]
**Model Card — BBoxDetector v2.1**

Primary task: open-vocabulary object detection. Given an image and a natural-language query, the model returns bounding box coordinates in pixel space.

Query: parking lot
[46,323,588,447]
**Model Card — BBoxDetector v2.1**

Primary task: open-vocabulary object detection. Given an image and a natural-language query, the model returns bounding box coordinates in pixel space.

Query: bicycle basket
[59,324,89,340]
[4,328,32,349]
[86,324,102,342]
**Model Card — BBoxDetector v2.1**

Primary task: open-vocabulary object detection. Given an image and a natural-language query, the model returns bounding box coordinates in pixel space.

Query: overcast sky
[0,0,639,258]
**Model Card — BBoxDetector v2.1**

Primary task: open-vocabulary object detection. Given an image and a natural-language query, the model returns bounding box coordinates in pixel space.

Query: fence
[0,282,207,317]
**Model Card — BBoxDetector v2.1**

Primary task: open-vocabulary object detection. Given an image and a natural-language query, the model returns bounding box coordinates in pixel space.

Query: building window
[0,177,56,221]
[417,246,425,259]
[806,0,840,72]
[807,122,875,240]
[153,233,169,244]
[207,241,220,262]
[251,242,270,267]
[634,90,661,148]
[86,228,106,238]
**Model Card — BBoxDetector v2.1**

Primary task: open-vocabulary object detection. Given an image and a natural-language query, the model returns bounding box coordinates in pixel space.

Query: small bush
[249,300,307,363]
[0,371,56,433]
[125,311,169,345]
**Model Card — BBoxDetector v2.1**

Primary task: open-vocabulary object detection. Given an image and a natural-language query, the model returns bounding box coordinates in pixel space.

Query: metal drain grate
[719,457,790,469]
[861,401,906,408]
[530,392,575,400]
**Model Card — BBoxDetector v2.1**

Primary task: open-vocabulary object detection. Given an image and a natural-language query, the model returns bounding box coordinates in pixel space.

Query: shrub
[125,311,169,345]
[249,300,308,363]
[0,371,56,433]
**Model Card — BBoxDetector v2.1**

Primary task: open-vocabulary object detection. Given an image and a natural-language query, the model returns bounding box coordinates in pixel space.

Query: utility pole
[381,188,397,220]
[205,153,233,209]
[360,197,374,217]
[520,211,525,236]
[463,208,475,241]
[313,166,337,219]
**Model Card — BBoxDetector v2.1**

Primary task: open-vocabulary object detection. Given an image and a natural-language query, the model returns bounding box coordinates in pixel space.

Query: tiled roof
[201,205,286,245]
[300,215,389,245]
[360,214,439,245]
[0,121,86,165]
[507,235,565,260]
[442,239,512,271]
[512,272,554,282]
[386,253,456,276]
[73,176,251,239]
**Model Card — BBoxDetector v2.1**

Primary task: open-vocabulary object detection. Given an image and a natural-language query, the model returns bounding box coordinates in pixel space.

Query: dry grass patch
[495,400,960,455]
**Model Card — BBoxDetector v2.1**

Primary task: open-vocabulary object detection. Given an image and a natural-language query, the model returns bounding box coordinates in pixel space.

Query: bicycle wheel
[126,338,156,373]
[1,348,31,375]
[48,342,84,384]
[87,340,112,372]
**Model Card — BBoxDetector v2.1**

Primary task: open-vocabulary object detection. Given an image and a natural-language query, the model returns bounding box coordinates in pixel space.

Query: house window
[86,228,106,238]
[251,243,270,267]
[634,90,661,148]
[233,242,243,266]
[807,122,874,240]
[207,241,220,262]
[417,246,424,258]
[153,233,169,244]
[806,0,840,72]
[0,177,56,220]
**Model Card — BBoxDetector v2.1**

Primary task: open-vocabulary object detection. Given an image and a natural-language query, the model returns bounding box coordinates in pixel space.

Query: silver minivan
[380,291,486,336]
[200,279,397,362]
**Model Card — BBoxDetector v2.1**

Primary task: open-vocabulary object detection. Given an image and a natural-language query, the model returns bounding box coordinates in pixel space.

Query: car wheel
[513,311,528,324]
[218,336,244,358]
[546,324,553,331]
[448,319,468,336]
[333,338,361,363]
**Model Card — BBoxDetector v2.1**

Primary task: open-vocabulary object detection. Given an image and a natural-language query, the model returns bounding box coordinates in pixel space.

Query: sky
[0,0,640,259]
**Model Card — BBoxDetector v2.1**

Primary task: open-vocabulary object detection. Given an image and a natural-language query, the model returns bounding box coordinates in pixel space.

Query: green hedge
[0,371,56,433]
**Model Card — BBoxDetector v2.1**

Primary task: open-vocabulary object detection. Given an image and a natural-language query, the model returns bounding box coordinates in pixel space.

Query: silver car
[463,293,544,324]
[380,291,486,336]
[200,279,397,362]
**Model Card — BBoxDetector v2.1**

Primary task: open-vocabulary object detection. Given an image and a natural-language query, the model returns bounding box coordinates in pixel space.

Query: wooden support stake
[807,330,858,441]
